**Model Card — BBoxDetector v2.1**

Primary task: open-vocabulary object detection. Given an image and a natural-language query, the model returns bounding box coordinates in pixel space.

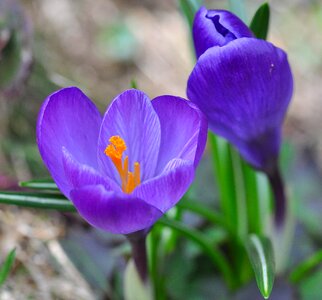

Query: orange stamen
[104,135,141,194]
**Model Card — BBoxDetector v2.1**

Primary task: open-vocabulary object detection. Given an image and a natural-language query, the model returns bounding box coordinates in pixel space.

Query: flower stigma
[104,135,141,193]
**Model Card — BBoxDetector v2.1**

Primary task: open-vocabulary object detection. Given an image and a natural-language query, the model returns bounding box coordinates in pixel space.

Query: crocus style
[37,87,207,234]
[187,7,293,173]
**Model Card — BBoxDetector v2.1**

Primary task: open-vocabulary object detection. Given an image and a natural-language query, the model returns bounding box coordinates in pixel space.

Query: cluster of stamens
[104,135,140,194]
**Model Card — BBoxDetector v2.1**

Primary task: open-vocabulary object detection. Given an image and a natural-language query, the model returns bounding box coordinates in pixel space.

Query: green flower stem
[158,217,236,288]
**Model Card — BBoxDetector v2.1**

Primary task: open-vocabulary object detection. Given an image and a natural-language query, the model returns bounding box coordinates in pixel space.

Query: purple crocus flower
[37,87,207,235]
[193,6,253,58]
[187,8,293,173]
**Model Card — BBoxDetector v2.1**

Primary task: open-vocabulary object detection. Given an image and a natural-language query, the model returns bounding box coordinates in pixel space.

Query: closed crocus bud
[188,10,293,174]
[188,8,293,227]
[193,6,253,58]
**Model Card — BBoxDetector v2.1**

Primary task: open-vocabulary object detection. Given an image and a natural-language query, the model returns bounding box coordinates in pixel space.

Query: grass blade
[0,191,76,211]
[0,248,16,286]
[20,178,59,191]
[158,217,235,288]
[290,249,322,283]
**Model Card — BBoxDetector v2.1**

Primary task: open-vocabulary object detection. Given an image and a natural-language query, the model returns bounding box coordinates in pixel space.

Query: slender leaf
[0,248,16,286]
[290,249,322,283]
[178,0,202,30]
[250,2,270,40]
[230,148,248,240]
[177,199,231,231]
[242,160,262,234]
[20,179,59,191]
[0,191,76,211]
[208,133,237,232]
[245,234,275,299]
[158,217,236,288]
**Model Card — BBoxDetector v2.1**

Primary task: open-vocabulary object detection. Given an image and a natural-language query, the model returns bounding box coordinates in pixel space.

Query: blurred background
[0,0,322,299]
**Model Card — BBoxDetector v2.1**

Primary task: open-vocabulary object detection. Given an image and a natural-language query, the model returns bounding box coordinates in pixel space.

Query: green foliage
[0,248,16,286]
[290,249,322,283]
[158,217,235,288]
[20,178,59,191]
[0,191,75,211]
[245,235,275,299]
[250,3,270,40]
[298,268,322,300]
[178,0,203,30]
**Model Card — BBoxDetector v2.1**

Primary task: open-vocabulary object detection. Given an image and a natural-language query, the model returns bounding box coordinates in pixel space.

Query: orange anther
[104,135,141,194]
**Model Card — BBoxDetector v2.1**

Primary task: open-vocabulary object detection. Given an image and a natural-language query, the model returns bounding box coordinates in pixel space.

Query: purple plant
[187,7,293,226]
[188,7,293,174]
[37,87,207,235]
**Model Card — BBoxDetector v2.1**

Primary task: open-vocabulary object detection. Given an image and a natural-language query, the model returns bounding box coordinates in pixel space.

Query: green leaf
[208,133,237,232]
[245,234,275,299]
[290,249,322,283]
[178,0,202,30]
[0,191,76,212]
[249,2,270,40]
[158,217,236,288]
[0,248,16,286]
[177,199,230,231]
[19,179,59,191]
[298,268,322,300]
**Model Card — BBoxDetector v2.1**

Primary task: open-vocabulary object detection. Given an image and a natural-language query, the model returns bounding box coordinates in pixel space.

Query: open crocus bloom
[187,8,293,173]
[37,87,207,234]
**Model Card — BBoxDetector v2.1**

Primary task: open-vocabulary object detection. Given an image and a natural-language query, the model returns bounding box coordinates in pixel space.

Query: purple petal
[193,7,253,58]
[62,147,120,195]
[37,87,102,196]
[134,159,194,213]
[98,89,161,184]
[70,185,163,234]
[152,95,207,174]
[187,38,293,170]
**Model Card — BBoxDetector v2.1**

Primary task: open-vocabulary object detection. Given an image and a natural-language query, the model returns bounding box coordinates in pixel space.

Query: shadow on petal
[70,185,163,235]
[134,159,194,213]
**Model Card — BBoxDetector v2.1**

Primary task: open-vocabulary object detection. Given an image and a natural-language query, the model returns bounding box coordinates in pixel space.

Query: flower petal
[37,87,102,196]
[62,147,120,195]
[70,185,163,234]
[98,89,161,183]
[193,7,253,58]
[134,159,194,213]
[187,38,293,170]
[152,95,207,174]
